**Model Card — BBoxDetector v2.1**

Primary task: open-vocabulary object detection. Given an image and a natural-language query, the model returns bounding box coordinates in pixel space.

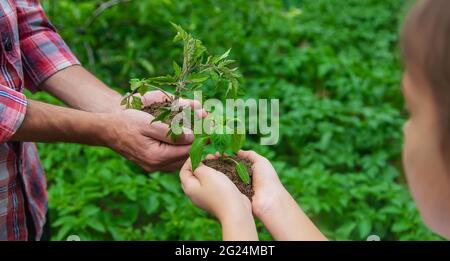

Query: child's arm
[180,157,259,241]
[220,209,259,241]
[238,151,327,241]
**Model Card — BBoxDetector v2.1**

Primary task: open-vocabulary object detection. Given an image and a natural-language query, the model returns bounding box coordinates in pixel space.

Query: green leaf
[131,96,143,110]
[194,42,207,59]
[336,222,356,239]
[173,61,181,77]
[235,161,250,184]
[171,22,188,42]
[167,128,182,142]
[231,132,246,153]
[358,219,372,238]
[87,219,106,233]
[151,107,171,123]
[214,48,231,63]
[120,97,128,106]
[189,137,208,170]
[148,75,176,85]
[188,73,209,83]
[392,221,410,233]
[138,85,149,96]
[143,196,160,215]
[218,59,236,67]
[130,79,143,91]
[226,79,239,99]
[80,204,100,217]
[210,71,219,82]
[166,118,185,142]
[228,118,246,152]
[108,226,123,241]
[114,204,139,226]
[210,133,232,154]
[56,223,73,241]
[53,216,77,227]
[123,186,137,201]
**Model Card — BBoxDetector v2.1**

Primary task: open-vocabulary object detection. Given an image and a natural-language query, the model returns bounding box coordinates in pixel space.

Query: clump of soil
[202,156,254,200]
[141,100,183,124]
[141,101,170,116]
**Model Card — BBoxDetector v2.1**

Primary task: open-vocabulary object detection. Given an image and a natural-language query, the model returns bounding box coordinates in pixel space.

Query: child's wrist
[254,187,293,222]
[220,208,257,240]
[218,205,254,225]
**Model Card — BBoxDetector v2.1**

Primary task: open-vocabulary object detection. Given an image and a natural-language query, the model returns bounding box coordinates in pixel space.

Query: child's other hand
[238,150,326,240]
[179,155,252,222]
[237,150,288,219]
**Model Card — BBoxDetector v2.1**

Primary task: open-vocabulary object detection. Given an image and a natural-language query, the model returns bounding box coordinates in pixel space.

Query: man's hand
[104,90,203,172]
[39,65,206,171]
[105,108,193,172]
[12,90,204,173]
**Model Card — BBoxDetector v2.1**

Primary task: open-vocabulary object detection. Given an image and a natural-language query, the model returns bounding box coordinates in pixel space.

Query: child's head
[401,0,450,237]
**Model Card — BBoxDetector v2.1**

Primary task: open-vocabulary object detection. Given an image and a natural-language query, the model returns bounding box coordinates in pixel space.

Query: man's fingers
[140,159,186,173]
[140,91,205,143]
[155,142,192,163]
[142,120,194,145]
[178,98,197,108]
[140,92,198,118]
[159,158,189,172]
[176,98,207,119]
[142,91,206,118]
[141,91,173,105]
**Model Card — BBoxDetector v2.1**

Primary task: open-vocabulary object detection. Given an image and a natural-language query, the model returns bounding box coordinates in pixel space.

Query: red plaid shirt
[0,0,79,240]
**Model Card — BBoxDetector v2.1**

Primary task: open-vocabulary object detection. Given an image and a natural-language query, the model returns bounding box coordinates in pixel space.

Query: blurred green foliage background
[28,0,441,240]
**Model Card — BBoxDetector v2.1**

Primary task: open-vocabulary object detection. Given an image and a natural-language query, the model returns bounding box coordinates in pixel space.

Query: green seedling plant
[121,24,250,184]
[190,115,249,184]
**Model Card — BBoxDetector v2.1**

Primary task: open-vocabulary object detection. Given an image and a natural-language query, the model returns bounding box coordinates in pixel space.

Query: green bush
[29,0,441,240]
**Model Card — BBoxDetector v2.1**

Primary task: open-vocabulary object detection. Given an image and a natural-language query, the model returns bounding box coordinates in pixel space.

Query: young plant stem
[223,156,250,185]
[144,83,173,101]
[223,156,238,165]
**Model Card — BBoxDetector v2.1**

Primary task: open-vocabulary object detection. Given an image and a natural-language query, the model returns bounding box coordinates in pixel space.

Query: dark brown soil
[202,156,254,200]
[141,100,182,124]
[141,101,170,116]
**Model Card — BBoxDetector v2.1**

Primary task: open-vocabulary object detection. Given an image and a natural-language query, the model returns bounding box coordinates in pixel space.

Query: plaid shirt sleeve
[0,85,27,143]
[16,0,80,92]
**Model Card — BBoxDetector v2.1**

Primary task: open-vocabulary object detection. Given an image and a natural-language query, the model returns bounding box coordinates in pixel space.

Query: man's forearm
[40,65,123,113]
[11,99,112,145]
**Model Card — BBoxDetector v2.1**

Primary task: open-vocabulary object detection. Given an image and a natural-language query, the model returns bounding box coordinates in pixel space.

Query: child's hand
[236,150,287,219]
[180,155,259,240]
[179,156,252,222]
[238,150,326,240]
